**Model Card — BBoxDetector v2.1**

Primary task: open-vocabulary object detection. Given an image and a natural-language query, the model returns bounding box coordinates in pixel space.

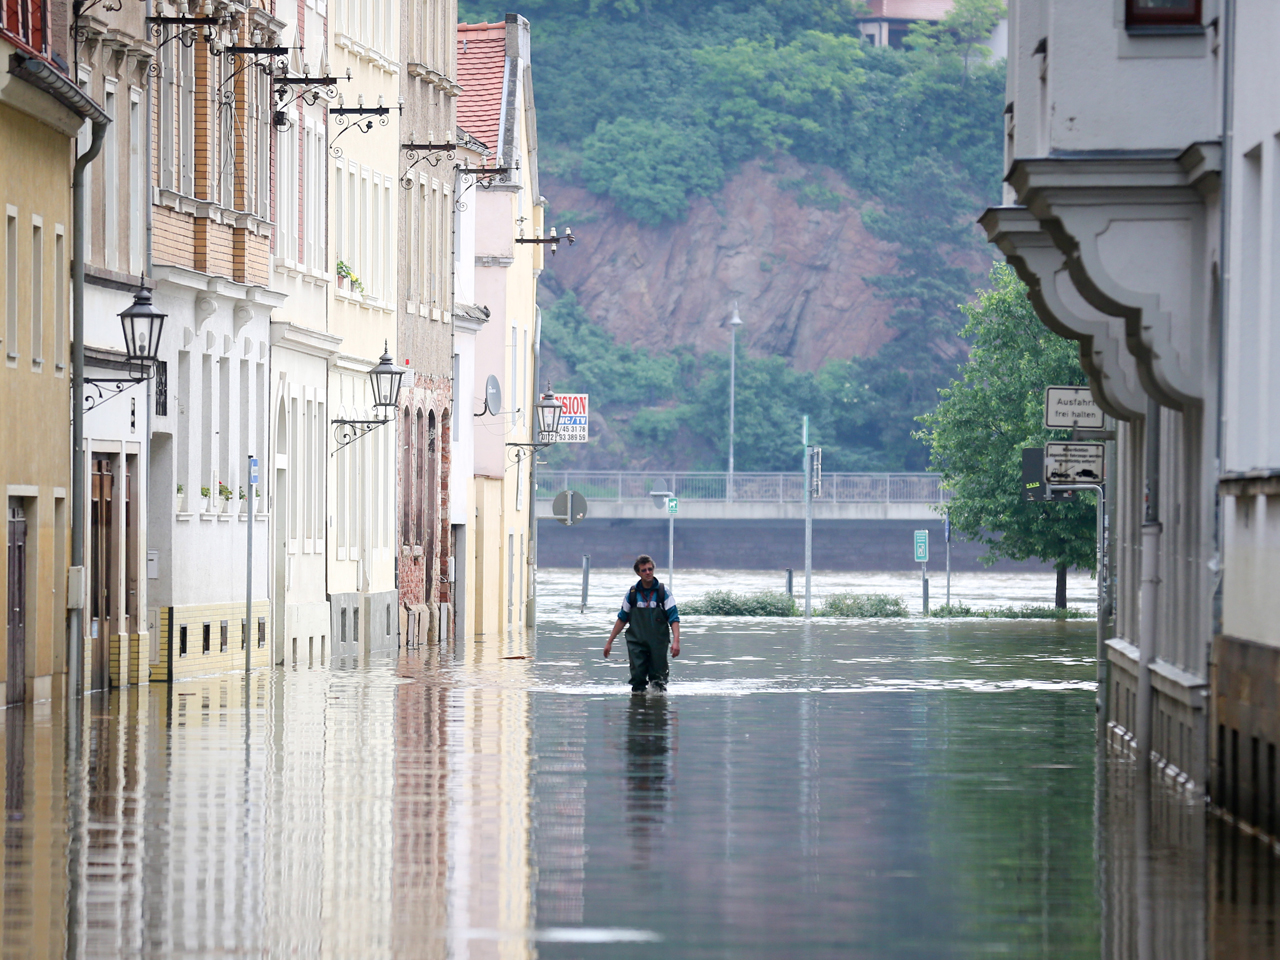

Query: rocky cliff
[540,156,907,372]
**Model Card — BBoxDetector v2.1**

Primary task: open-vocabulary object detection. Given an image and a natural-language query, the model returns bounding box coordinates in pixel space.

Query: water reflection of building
[624,697,674,866]
[1100,764,1280,959]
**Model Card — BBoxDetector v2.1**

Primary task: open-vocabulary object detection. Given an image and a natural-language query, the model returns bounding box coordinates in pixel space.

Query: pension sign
[553,393,589,443]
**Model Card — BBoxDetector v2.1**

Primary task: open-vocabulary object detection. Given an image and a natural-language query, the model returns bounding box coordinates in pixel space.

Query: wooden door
[90,458,114,691]
[6,500,27,704]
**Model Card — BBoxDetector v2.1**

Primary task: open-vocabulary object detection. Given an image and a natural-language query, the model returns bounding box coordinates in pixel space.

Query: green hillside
[460,0,1006,471]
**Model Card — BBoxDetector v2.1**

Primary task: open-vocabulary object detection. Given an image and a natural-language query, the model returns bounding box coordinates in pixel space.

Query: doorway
[90,457,115,691]
[6,500,27,704]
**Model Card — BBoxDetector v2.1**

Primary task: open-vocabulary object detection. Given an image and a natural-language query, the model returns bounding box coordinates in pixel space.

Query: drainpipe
[1136,399,1162,772]
[527,304,541,634]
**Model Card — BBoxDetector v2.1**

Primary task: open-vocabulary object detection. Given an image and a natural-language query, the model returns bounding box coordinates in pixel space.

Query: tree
[905,0,1006,81]
[915,264,1096,607]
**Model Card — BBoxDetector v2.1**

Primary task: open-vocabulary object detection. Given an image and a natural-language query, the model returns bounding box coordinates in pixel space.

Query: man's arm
[603,618,626,658]
[670,620,680,658]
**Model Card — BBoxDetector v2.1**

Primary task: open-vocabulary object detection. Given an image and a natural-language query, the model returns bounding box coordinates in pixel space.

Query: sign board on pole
[1044,442,1105,484]
[667,496,679,515]
[248,457,259,485]
[552,490,589,526]
[1044,386,1104,430]
[913,529,929,564]
[553,393,589,442]
[1021,448,1077,501]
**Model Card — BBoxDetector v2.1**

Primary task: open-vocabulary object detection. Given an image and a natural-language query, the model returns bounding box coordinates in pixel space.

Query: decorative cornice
[269,320,343,359]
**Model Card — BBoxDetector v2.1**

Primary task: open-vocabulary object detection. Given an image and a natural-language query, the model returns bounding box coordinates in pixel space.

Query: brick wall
[153,206,196,270]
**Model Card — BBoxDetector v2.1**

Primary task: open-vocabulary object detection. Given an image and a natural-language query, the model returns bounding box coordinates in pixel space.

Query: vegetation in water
[815,593,910,618]
[929,603,1091,620]
[681,590,798,617]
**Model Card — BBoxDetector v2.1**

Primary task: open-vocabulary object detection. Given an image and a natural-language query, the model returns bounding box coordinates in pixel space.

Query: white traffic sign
[1044,386,1104,429]
[553,393,589,442]
[1044,442,1105,484]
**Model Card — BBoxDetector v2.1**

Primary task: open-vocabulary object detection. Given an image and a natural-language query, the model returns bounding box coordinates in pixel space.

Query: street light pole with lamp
[727,303,742,502]
[330,342,407,451]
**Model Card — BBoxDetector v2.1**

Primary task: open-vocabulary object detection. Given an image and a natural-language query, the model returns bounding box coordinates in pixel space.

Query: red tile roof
[457,22,507,153]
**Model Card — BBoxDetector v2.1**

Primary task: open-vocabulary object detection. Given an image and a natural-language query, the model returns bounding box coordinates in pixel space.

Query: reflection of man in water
[624,695,673,865]
[603,554,681,693]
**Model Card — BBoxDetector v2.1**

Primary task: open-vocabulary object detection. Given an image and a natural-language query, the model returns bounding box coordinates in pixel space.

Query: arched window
[402,406,412,545]
[414,409,424,545]
[426,410,438,567]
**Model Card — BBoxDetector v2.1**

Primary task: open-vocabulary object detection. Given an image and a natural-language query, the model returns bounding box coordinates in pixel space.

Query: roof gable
[457,22,507,152]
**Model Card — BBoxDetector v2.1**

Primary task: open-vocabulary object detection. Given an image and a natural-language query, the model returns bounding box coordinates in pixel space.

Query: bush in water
[681,590,799,617]
[814,593,910,618]
[930,604,1090,620]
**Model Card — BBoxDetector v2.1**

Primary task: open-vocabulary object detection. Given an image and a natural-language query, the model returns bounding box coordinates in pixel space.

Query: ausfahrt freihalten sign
[553,393,589,442]
[1044,386,1104,430]
[1044,442,1105,485]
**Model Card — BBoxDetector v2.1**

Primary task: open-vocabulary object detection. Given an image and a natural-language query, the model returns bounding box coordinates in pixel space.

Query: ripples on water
[0,570,1275,958]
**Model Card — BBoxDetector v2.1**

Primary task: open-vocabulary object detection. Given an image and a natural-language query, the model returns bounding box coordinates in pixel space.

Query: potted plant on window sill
[200,485,212,514]
[336,260,364,297]
[218,481,234,515]
[176,483,185,513]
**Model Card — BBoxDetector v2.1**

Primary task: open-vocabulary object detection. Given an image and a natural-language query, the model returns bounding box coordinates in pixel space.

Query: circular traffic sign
[552,490,588,526]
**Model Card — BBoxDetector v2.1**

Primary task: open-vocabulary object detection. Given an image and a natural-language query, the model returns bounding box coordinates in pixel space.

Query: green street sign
[667,496,679,515]
[913,529,929,564]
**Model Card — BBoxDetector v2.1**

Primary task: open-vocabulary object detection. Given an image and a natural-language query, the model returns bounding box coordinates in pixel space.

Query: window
[30,218,42,365]
[202,621,211,654]
[104,86,117,269]
[2,0,48,52]
[180,624,188,657]
[241,617,248,650]
[220,620,228,652]
[179,43,195,195]
[6,208,16,359]
[1126,0,1202,28]
[258,616,266,648]
[129,93,144,274]
[54,227,65,370]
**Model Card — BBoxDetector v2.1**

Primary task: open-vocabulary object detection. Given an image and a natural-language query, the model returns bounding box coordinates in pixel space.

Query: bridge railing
[536,471,951,504]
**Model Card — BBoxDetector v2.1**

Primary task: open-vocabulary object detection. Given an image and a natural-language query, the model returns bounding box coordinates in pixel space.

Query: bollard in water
[785,568,793,597]
[923,577,930,617]
[580,555,591,614]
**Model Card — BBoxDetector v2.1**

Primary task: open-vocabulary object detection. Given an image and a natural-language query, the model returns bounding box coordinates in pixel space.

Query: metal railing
[536,471,951,504]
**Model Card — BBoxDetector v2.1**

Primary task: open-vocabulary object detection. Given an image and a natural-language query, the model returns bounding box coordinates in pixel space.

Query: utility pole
[728,303,742,502]
[803,416,812,618]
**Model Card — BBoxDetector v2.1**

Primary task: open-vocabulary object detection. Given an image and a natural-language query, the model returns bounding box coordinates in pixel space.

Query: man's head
[633,555,656,583]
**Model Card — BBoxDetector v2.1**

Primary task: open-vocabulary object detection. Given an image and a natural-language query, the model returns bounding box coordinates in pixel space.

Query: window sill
[334,33,400,76]
[1125,24,1205,36]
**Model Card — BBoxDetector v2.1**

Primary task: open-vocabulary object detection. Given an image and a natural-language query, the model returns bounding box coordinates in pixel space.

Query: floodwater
[0,571,1276,959]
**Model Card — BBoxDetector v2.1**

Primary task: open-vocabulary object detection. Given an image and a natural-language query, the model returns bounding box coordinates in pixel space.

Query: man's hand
[671,623,681,658]
[603,638,613,658]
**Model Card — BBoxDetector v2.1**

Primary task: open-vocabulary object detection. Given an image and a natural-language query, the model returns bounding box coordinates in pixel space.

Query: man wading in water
[604,555,681,693]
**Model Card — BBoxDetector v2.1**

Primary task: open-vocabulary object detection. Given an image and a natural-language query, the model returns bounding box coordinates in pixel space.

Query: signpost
[1022,448,1077,502]
[1044,442,1105,484]
[1044,386,1104,430]
[552,489,589,526]
[944,510,951,608]
[914,529,929,615]
[666,495,677,591]
[552,393,589,443]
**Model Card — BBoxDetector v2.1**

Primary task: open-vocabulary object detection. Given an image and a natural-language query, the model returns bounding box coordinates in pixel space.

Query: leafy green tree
[906,0,1006,80]
[916,264,1096,607]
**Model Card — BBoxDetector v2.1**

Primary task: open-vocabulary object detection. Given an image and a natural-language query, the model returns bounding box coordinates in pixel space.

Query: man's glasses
[639,566,654,573]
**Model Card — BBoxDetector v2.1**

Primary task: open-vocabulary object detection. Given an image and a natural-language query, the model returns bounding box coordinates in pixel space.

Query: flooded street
[1,571,1277,958]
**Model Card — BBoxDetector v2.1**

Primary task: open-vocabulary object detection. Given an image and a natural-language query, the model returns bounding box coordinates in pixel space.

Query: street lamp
[535,388,563,444]
[728,302,743,502]
[331,342,406,450]
[117,284,167,370]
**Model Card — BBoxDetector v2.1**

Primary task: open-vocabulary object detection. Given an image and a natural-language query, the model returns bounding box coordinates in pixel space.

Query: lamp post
[70,281,168,696]
[650,485,675,590]
[728,303,742,502]
[330,342,406,450]
[534,386,564,444]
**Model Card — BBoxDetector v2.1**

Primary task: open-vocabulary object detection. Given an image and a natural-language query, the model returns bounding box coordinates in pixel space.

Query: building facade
[397,0,458,644]
[1,0,100,702]
[456,16,541,642]
[987,0,1280,838]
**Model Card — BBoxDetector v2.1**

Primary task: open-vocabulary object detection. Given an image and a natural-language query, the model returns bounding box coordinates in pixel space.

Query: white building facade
[987,0,1280,836]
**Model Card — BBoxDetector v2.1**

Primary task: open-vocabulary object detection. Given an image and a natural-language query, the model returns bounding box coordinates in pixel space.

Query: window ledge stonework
[334,34,400,77]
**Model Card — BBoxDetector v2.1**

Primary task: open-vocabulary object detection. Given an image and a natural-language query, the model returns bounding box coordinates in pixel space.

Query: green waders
[625,598,671,691]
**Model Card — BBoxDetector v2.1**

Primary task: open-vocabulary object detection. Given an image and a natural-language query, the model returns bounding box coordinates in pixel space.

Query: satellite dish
[485,374,502,415]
